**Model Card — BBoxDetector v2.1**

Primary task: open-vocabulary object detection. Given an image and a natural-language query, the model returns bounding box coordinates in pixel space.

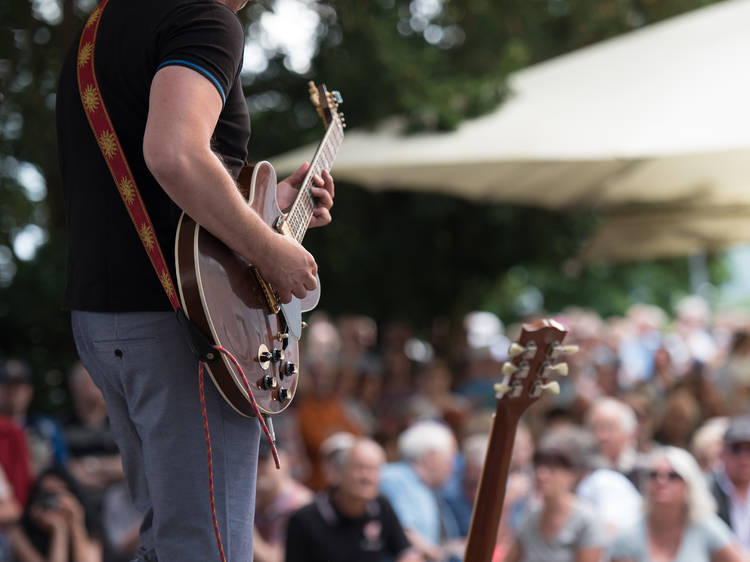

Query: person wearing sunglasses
[610,446,742,562]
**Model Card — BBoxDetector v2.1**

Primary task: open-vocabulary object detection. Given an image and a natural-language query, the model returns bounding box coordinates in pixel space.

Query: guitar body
[175,161,318,416]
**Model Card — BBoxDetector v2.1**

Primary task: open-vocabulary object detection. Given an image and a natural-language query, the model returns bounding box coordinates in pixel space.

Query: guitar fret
[286,118,343,244]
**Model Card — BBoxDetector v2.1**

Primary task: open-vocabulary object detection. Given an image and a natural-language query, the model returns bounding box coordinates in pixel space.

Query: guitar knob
[283,362,297,377]
[278,387,289,402]
[271,349,283,362]
[261,375,276,390]
[259,351,272,362]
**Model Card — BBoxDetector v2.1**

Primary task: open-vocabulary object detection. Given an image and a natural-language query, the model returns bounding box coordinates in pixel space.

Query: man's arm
[143,65,319,303]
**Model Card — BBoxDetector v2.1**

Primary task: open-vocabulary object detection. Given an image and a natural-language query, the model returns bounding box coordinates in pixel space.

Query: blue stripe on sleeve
[156,59,226,104]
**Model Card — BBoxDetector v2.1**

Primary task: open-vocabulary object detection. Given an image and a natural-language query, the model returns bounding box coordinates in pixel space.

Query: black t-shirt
[285,493,412,562]
[56,0,250,311]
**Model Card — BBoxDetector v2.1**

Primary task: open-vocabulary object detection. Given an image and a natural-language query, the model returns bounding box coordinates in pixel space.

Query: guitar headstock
[308,81,346,131]
[495,319,578,415]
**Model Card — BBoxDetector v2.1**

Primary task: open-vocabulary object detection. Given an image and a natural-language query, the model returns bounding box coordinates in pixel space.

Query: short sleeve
[574,503,608,549]
[701,514,734,553]
[379,496,412,556]
[610,521,645,560]
[155,3,244,104]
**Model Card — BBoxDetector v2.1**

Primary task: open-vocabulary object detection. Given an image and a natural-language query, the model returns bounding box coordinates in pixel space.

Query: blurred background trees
[0,0,726,402]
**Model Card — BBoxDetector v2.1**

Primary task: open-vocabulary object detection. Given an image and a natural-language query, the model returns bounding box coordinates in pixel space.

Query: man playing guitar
[56,0,334,559]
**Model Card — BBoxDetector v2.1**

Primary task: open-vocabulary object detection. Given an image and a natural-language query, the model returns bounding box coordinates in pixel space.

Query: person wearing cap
[505,428,606,562]
[708,415,750,555]
[0,358,70,477]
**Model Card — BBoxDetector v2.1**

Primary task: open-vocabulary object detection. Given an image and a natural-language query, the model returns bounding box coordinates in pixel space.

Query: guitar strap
[76,4,280,560]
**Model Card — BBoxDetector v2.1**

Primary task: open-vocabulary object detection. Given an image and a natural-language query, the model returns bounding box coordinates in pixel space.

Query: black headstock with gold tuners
[494,319,578,414]
[308,81,345,130]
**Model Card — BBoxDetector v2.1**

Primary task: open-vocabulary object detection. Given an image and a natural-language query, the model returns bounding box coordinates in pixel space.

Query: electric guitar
[464,319,577,561]
[175,82,345,416]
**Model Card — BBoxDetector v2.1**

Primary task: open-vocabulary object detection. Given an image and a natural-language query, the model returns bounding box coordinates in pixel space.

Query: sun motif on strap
[82,85,99,113]
[118,177,135,205]
[85,6,102,28]
[78,42,93,67]
[159,270,175,299]
[98,130,117,159]
[139,223,155,250]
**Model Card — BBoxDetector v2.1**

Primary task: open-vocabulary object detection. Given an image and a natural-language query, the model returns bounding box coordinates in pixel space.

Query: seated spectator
[708,415,750,557]
[586,397,643,485]
[692,417,729,475]
[9,466,102,562]
[505,430,606,562]
[253,441,313,562]
[442,433,488,538]
[286,438,421,562]
[0,415,32,507]
[653,388,701,449]
[63,363,123,492]
[0,464,22,561]
[610,446,742,562]
[553,425,642,541]
[380,420,461,561]
[0,358,69,477]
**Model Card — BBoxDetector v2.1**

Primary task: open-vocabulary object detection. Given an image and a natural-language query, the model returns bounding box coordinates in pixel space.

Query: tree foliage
[0,0,726,393]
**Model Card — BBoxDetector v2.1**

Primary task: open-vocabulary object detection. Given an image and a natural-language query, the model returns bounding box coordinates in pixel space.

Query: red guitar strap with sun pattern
[76,0,181,311]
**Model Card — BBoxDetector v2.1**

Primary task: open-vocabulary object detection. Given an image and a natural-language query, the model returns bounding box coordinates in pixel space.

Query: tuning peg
[494,382,511,397]
[502,362,518,377]
[541,381,561,395]
[553,344,579,356]
[508,343,526,357]
[547,362,569,376]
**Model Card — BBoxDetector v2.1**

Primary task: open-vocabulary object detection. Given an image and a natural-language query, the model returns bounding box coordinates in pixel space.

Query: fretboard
[285,119,344,242]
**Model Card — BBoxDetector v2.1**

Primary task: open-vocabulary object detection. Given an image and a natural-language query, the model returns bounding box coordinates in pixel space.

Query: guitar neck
[285,120,344,243]
[464,405,520,562]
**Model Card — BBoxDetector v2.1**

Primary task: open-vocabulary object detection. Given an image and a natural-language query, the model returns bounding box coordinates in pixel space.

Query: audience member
[286,438,421,562]
[0,359,69,477]
[296,318,362,490]
[586,397,643,484]
[610,446,742,562]
[380,420,460,561]
[63,364,123,493]
[254,442,313,562]
[0,415,32,507]
[505,429,606,562]
[0,464,21,561]
[691,417,729,475]
[9,466,102,562]
[708,415,750,556]
[554,425,643,541]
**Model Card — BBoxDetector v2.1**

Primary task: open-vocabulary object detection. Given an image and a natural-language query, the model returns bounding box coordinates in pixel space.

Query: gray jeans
[72,310,259,561]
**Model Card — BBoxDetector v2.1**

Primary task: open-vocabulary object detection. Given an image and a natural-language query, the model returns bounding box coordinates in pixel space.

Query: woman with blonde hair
[610,446,742,562]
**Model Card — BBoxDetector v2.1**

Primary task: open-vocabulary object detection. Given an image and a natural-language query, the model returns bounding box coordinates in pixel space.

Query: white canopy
[270,0,750,258]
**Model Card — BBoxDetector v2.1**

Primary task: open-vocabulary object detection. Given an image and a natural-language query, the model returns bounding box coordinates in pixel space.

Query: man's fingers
[278,289,293,304]
[311,208,332,226]
[309,186,333,209]
[303,274,317,291]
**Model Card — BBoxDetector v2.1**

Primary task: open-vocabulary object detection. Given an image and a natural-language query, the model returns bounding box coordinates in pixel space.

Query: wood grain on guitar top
[175,162,300,416]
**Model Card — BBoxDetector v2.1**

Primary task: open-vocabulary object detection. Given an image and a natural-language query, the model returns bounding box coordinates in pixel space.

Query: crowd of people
[2,293,750,561]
